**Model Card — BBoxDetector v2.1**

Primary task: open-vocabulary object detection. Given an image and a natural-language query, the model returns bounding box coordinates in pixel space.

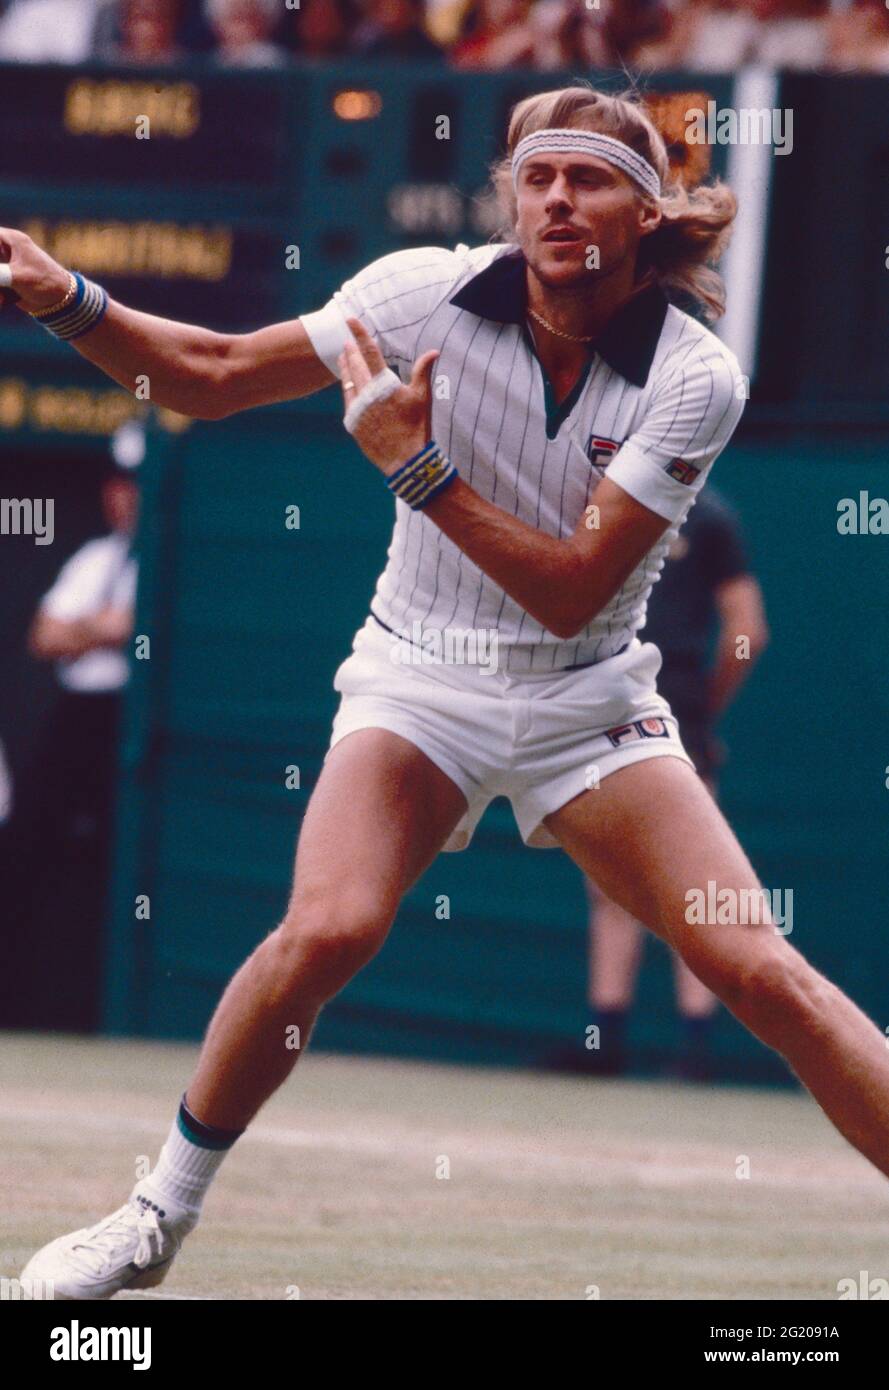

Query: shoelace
[70,1204,163,1275]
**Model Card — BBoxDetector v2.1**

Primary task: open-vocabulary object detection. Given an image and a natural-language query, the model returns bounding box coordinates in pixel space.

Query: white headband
[511,128,661,203]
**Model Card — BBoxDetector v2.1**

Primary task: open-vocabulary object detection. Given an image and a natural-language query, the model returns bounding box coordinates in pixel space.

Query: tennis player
[10,85,889,1298]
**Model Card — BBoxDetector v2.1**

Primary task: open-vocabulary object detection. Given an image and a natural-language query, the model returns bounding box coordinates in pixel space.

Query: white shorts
[326,615,694,852]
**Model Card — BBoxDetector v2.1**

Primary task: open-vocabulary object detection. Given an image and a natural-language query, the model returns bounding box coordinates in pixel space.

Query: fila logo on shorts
[586,434,623,471]
[606,717,672,748]
[666,459,701,485]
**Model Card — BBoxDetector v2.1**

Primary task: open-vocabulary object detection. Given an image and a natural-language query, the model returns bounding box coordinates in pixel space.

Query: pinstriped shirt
[301,243,745,673]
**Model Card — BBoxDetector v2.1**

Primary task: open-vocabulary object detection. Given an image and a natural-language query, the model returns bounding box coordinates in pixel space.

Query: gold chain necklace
[527,306,595,343]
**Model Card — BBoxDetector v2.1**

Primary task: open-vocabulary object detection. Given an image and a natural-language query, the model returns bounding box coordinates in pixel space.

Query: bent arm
[338,319,744,640]
[708,575,770,717]
[423,475,668,639]
[29,608,131,662]
[336,318,672,639]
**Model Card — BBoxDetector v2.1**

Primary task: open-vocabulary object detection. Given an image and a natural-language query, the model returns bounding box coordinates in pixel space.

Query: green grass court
[2,1035,884,1301]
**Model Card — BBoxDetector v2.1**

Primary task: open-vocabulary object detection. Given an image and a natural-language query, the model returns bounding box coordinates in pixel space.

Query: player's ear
[637,198,662,238]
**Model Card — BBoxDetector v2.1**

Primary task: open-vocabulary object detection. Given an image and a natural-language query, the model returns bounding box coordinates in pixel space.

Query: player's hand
[0,228,71,311]
[338,317,438,475]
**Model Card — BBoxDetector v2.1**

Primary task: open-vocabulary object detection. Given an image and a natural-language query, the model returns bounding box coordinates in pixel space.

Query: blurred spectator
[97,0,186,63]
[521,0,612,70]
[450,0,535,68]
[0,0,109,62]
[28,462,138,698]
[751,0,829,69]
[3,446,140,1032]
[352,0,444,60]
[0,0,885,86]
[206,0,286,66]
[286,0,358,59]
[450,0,672,70]
[604,0,673,65]
[634,0,759,71]
[826,0,889,72]
[638,0,831,72]
[426,0,472,47]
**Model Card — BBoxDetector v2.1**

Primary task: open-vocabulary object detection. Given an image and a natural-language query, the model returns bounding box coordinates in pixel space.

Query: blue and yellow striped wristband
[386,441,457,510]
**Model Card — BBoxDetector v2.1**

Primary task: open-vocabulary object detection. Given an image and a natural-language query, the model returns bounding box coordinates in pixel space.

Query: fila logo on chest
[585,434,624,471]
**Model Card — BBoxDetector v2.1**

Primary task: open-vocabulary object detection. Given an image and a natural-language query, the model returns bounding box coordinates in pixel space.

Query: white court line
[0,1094,882,1195]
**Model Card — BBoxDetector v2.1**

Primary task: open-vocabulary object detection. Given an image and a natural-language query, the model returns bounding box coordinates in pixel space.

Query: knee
[271,889,394,998]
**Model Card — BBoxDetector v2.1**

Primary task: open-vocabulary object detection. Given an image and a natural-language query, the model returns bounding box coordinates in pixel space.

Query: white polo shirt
[40,533,137,694]
[302,242,745,673]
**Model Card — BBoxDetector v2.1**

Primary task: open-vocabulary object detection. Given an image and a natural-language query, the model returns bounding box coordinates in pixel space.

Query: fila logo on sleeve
[666,458,701,485]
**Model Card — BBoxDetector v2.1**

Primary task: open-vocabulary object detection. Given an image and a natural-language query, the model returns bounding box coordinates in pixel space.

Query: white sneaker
[20,1195,196,1300]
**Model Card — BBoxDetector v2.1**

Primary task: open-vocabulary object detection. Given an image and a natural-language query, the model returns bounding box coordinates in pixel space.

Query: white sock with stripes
[131,1095,244,1223]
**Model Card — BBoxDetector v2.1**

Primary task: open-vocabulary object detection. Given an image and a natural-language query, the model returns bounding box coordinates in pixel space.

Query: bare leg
[673,776,718,1020]
[185,729,468,1130]
[585,877,644,1010]
[588,874,715,1016]
[587,859,714,1077]
[673,952,718,1019]
[547,757,889,1182]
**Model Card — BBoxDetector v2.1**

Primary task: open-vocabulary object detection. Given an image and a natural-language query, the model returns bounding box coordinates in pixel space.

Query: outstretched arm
[0,228,336,420]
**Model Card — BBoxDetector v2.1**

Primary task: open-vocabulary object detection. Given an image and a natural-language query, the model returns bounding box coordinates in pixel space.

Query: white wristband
[344,366,402,435]
[299,302,350,376]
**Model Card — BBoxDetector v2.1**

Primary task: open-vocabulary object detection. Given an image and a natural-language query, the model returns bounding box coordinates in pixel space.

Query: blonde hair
[490,84,737,322]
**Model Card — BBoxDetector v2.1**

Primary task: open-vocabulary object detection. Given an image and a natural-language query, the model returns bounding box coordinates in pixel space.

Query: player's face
[514,154,659,288]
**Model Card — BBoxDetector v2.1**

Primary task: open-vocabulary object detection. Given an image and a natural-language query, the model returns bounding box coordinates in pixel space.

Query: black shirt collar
[449,247,668,389]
